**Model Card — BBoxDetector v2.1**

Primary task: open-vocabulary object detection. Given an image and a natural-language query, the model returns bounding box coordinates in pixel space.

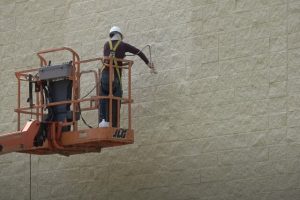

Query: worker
[99,26,155,127]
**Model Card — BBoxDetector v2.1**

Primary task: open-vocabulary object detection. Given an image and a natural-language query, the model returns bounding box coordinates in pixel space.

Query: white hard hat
[109,26,123,38]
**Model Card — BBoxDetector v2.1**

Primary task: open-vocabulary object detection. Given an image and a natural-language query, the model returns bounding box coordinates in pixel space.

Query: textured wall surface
[0,0,300,199]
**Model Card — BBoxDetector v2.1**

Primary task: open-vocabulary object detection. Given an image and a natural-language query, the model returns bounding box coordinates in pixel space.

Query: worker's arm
[103,41,109,56]
[124,43,150,65]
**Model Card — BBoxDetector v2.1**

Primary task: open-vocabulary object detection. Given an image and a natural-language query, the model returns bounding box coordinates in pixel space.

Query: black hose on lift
[27,74,33,108]
[78,85,98,128]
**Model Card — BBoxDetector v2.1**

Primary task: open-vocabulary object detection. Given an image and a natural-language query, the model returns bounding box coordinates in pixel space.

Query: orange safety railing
[0,47,134,156]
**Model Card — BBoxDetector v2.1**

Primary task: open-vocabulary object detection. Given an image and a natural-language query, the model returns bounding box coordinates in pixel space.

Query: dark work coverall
[100,40,149,127]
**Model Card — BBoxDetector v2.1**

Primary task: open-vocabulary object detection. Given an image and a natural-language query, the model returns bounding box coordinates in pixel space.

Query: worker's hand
[148,62,154,69]
[148,62,157,74]
[150,67,157,74]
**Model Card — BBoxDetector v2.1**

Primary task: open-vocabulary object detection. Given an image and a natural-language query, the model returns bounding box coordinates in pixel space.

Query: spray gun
[149,63,157,74]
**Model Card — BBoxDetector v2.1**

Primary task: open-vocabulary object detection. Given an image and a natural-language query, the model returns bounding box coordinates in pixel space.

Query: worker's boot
[99,119,109,128]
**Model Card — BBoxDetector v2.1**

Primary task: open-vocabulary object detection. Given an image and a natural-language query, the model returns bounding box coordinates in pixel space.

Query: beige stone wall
[0,0,300,199]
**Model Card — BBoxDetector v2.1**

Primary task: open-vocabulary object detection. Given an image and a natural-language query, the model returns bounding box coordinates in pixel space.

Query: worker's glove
[148,62,157,74]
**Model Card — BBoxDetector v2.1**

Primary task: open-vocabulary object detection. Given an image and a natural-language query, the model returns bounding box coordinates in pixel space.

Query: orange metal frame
[0,47,134,156]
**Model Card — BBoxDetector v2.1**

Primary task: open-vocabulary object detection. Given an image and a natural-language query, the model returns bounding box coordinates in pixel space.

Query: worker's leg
[99,72,109,123]
[99,94,108,122]
[112,81,122,127]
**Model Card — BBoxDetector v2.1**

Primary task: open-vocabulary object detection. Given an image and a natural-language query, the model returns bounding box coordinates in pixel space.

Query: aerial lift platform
[0,47,134,156]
